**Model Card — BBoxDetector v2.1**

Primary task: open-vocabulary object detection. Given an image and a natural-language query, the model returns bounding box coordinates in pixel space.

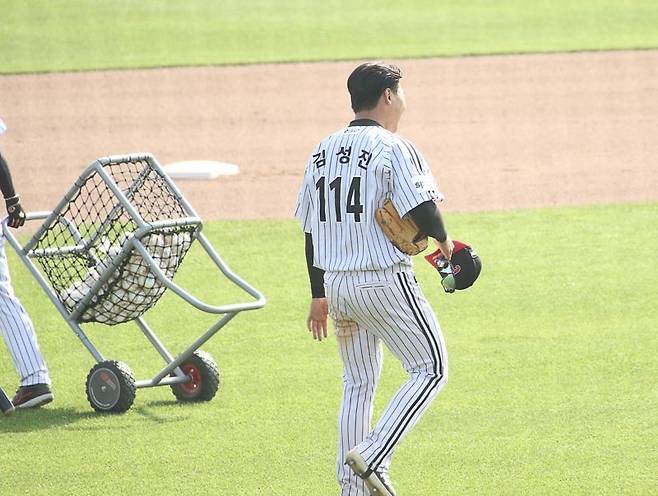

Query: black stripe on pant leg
[371,375,440,471]
[352,284,435,462]
[368,274,443,470]
[371,274,445,467]
[355,277,437,434]
[401,272,444,376]
[397,273,440,375]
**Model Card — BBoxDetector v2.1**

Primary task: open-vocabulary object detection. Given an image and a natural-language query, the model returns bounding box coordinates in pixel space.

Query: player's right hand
[5,196,26,228]
[307,297,328,342]
[435,236,454,261]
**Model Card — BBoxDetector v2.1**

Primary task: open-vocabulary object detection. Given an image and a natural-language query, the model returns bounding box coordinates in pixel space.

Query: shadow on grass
[0,400,198,433]
[0,407,99,433]
[131,400,201,423]
[140,399,215,411]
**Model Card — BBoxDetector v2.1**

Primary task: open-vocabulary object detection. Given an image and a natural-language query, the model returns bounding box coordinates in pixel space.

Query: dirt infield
[0,50,656,220]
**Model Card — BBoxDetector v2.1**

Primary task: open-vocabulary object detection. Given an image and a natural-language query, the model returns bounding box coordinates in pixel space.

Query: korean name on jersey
[296,124,443,272]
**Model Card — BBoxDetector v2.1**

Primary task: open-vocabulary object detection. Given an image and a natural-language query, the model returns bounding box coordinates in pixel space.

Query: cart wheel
[86,361,136,413]
[170,351,220,402]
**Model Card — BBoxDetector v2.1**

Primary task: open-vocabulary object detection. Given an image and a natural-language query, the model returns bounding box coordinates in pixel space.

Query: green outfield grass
[1,0,658,73]
[1,203,656,495]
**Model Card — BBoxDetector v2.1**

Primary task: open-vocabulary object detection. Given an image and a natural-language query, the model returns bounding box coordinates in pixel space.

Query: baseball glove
[375,199,427,255]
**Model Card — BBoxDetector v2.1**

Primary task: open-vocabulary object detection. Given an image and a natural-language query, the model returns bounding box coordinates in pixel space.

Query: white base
[163,160,240,180]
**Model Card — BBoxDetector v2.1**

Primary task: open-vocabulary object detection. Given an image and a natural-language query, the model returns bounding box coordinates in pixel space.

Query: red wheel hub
[180,364,202,395]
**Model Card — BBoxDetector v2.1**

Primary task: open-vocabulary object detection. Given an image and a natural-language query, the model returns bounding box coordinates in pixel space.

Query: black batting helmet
[425,240,482,293]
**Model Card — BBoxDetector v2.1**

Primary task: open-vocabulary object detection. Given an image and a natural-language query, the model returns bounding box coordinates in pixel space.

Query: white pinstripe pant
[0,236,50,387]
[326,264,448,496]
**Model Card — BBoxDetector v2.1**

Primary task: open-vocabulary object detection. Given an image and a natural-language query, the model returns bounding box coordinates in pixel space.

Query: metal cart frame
[3,153,266,412]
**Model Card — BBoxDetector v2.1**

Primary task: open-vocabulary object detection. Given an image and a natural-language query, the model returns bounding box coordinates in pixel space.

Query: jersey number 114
[315,176,363,223]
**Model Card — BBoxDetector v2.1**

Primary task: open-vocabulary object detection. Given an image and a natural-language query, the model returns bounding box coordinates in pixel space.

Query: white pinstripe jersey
[295,121,443,271]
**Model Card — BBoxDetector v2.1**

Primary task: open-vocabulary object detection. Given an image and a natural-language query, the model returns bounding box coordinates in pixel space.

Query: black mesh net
[29,158,199,325]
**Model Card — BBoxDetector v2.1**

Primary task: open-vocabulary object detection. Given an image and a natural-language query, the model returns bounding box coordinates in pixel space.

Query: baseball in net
[27,156,199,325]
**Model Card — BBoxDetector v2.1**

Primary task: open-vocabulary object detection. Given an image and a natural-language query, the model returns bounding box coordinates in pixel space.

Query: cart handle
[1,211,52,252]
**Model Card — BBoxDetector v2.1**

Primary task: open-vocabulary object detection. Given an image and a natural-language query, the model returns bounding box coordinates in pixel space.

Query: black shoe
[12,384,54,409]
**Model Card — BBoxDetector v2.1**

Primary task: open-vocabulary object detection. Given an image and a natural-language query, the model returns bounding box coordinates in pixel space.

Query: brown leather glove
[375,199,427,255]
[5,196,26,228]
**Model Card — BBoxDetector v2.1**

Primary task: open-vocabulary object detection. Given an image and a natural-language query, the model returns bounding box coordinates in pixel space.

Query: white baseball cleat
[345,449,397,496]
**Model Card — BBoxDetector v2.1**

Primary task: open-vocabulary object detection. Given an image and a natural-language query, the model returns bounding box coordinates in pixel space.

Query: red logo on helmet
[452,264,461,275]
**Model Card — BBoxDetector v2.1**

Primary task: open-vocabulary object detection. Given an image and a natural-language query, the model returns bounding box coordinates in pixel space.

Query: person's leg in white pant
[0,239,50,387]
[335,318,383,496]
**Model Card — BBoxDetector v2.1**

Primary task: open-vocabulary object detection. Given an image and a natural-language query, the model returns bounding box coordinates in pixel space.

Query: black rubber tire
[86,360,136,413]
[170,350,220,402]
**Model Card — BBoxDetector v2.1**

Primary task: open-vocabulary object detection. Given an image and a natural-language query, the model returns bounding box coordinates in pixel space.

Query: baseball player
[0,117,54,409]
[295,62,453,495]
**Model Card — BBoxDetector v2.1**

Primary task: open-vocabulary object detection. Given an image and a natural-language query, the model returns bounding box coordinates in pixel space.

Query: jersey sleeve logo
[411,174,437,193]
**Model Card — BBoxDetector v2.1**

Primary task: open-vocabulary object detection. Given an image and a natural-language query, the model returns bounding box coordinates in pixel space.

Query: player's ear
[382,88,393,105]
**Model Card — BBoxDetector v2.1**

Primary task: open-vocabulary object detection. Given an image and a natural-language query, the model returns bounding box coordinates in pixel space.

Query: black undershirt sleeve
[408,200,448,242]
[0,152,17,199]
[305,232,326,298]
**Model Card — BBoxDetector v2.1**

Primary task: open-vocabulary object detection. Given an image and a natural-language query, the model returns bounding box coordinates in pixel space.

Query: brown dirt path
[0,50,656,220]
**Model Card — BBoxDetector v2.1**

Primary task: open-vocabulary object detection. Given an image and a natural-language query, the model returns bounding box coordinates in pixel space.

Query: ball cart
[2,153,266,413]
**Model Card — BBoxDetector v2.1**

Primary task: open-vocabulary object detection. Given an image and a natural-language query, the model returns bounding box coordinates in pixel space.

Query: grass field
[1,0,658,73]
[1,203,656,495]
[1,2,657,494]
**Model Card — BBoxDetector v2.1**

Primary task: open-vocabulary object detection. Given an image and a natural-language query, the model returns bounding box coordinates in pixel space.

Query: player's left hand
[307,297,328,342]
[5,196,26,228]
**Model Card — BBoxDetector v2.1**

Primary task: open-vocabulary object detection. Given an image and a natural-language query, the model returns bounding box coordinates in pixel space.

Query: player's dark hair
[347,62,403,112]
